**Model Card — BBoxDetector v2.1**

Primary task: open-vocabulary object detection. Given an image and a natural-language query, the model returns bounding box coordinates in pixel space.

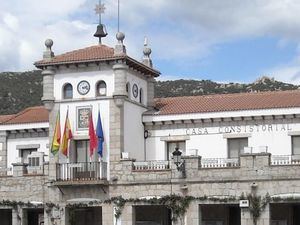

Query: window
[29,157,40,167]
[292,136,300,156]
[166,141,186,160]
[139,88,143,104]
[228,138,248,158]
[63,83,73,99]
[75,140,89,162]
[126,82,130,98]
[19,148,37,164]
[96,81,107,96]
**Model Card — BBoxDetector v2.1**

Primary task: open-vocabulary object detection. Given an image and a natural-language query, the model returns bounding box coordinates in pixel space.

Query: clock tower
[35,33,160,182]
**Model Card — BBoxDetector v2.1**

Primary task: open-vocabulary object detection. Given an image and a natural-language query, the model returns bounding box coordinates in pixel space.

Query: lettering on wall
[185,124,293,136]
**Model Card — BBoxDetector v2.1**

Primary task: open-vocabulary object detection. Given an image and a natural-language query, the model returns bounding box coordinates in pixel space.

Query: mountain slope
[0,71,298,115]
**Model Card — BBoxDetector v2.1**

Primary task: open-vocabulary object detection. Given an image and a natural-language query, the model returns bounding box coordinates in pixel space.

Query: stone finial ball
[116,32,125,41]
[143,47,152,56]
[45,39,53,48]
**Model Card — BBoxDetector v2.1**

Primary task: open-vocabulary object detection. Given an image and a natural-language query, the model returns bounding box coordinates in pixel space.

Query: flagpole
[98,103,102,162]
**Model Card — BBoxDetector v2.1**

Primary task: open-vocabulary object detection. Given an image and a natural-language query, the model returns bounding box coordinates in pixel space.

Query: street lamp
[172,147,186,177]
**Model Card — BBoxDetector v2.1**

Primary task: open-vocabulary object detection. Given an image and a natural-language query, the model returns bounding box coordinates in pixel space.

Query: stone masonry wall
[0,175,47,202]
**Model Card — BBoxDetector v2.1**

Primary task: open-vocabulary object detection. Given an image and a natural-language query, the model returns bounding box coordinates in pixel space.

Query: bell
[94,24,108,38]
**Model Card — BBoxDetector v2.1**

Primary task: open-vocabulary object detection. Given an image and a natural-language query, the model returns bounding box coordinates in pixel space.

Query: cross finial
[94,0,106,24]
[144,36,148,46]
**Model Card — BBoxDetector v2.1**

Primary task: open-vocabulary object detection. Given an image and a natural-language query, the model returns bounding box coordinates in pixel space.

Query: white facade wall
[126,72,148,105]
[58,100,110,162]
[146,117,300,160]
[7,136,49,168]
[54,68,115,100]
[124,101,147,161]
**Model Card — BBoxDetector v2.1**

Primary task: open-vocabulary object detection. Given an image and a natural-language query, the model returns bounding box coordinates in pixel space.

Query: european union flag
[96,110,104,157]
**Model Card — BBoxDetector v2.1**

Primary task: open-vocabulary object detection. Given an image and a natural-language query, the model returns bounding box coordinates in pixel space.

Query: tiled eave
[7,127,49,134]
[34,55,160,77]
[143,113,300,126]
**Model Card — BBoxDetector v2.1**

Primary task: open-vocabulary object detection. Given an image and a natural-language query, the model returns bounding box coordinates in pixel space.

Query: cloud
[2,0,300,74]
[264,54,300,84]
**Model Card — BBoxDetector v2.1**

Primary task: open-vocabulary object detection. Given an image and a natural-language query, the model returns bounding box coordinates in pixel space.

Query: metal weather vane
[93,0,108,44]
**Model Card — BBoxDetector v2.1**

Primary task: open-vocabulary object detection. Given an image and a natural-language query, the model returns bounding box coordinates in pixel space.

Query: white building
[0,31,300,225]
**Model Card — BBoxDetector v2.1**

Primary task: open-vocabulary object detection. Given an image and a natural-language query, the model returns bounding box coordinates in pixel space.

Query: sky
[1,0,300,83]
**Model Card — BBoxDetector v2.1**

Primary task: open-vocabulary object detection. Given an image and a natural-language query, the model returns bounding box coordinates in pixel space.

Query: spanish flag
[51,111,61,155]
[61,110,73,157]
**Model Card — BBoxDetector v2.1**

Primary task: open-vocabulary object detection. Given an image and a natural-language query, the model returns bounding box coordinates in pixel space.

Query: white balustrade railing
[271,155,300,165]
[133,161,170,171]
[56,161,108,181]
[201,158,239,168]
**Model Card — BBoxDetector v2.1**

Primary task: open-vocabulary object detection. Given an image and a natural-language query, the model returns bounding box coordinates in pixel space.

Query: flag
[61,110,73,157]
[51,111,61,155]
[96,110,104,157]
[89,112,97,157]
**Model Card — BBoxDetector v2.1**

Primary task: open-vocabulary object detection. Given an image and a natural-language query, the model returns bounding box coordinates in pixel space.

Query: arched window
[96,81,107,96]
[63,83,73,99]
[126,82,131,98]
[139,88,143,104]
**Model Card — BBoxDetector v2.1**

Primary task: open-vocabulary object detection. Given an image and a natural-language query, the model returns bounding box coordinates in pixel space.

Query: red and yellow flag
[61,110,73,157]
[51,111,61,155]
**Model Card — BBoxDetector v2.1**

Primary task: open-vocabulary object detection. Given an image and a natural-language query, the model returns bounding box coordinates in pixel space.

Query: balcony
[201,158,240,168]
[132,160,170,171]
[56,161,108,185]
[271,155,300,165]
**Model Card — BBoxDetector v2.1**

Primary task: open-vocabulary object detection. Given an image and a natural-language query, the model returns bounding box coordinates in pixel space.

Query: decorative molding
[16,144,40,150]
[160,135,190,142]
[223,133,252,139]
[288,131,300,136]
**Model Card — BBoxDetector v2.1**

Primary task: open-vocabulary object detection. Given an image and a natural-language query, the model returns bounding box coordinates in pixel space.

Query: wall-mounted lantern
[172,147,186,178]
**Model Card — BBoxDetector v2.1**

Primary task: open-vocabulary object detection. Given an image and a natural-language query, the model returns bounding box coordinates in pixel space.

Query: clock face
[132,84,138,98]
[77,80,90,95]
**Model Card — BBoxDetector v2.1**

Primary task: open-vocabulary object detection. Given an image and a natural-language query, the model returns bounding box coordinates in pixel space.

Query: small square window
[228,138,248,159]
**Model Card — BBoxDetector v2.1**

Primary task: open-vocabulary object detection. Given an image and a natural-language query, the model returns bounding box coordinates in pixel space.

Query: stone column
[257,203,270,225]
[240,153,271,169]
[113,63,128,98]
[120,204,135,225]
[41,66,55,111]
[0,131,8,170]
[185,201,199,225]
[41,65,57,181]
[12,206,22,225]
[241,208,253,225]
[110,62,128,178]
[102,204,114,225]
[12,163,28,177]
[146,77,155,109]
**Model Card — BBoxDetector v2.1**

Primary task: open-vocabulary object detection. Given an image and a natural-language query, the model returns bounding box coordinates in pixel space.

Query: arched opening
[96,81,107,96]
[63,83,73,99]
[139,88,143,104]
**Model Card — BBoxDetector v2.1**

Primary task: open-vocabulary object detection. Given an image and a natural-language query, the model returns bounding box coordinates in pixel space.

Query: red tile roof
[34,44,160,77]
[3,106,49,125]
[0,115,14,124]
[154,90,300,115]
[1,91,300,124]
[35,45,115,66]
